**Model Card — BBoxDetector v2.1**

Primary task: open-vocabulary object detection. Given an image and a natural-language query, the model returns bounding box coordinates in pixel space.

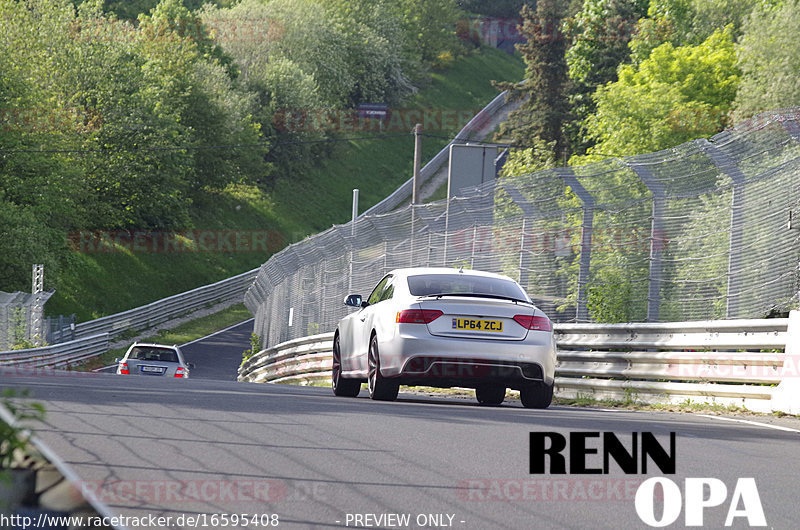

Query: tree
[734,0,800,120]
[396,0,462,66]
[495,1,570,158]
[501,138,560,178]
[100,0,236,20]
[137,0,237,78]
[565,0,649,88]
[456,0,533,18]
[563,0,649,155]
[575,26,740,162]
[629,0,762,65]
[315,0,414,105]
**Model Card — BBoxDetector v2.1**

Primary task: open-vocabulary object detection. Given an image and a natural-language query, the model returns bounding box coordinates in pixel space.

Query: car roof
[130,343,180,350]
[387,267,516,282]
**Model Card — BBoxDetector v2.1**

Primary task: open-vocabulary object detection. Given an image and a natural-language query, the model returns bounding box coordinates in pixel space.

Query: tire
[520,381,553,409]
[368,335,399,401]
[475,385,506,406]
[332,335,361,397]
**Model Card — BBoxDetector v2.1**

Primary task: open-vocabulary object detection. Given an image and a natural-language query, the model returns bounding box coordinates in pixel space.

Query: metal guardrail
[0,333,109,370]
[237,315,799,414]
[74,268,257,340]
[239,333,333,385]
[361,90,509,217]
[0,268,258,368]
[0,402,120,529]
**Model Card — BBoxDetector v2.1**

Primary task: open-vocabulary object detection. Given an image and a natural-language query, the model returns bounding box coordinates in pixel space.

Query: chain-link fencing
[245,108,800,349]
[0,290,53,350]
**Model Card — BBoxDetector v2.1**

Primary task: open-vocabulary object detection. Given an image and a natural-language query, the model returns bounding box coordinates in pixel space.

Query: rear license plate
[140,366,165,374]
[452,318,503,332]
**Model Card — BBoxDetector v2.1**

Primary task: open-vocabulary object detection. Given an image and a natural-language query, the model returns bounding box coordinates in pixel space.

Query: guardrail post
[771,310,800,415]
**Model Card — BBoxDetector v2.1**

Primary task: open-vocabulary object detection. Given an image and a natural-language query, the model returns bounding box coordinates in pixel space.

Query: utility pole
[412,123,422,204]
[349,189,358,295]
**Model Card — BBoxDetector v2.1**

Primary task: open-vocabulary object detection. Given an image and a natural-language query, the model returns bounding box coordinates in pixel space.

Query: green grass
[261,47,525,237]
[81,303,252,371]
[553,394,760,415]
[48,47,525,321]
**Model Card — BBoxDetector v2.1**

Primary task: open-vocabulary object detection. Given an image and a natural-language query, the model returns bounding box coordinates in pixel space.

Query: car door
[338,304,363,372]
[351,274,393,373]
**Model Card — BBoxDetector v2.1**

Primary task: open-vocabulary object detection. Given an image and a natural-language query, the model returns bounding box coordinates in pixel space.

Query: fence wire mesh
[246,108,800,349]
[0,290,53,350]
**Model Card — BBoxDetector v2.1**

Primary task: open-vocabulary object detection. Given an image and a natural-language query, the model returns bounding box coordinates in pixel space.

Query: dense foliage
[497,0,798,321]
[495,1,570,156]
[0,0,464,295]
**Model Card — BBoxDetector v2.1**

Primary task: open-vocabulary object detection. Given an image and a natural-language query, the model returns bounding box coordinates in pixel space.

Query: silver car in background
[332,268,556,408]
[116,343,193,378]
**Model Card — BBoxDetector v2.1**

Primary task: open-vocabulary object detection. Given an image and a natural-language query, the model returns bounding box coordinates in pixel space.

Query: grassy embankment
[48,47,525,322]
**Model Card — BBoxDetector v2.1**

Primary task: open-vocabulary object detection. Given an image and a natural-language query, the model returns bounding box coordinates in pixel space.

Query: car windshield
[407,274,528,301]
[128,347,178,363]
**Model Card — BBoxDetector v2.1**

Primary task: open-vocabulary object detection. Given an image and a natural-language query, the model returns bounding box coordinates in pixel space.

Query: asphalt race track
[2,323,799,529]
[179,319,255,381]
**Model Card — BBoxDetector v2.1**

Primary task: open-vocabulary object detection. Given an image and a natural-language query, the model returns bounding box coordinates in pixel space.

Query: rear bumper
[377,328,556,388]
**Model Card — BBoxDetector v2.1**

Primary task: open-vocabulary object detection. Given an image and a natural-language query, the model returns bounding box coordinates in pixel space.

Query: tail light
[513,314,552,331]
[119,363,129,375]
[174,367,186,378]
[397,309,443,324]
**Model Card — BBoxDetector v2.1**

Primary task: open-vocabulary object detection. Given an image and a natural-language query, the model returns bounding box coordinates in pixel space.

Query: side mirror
[188,363,196,369]
[344,294,363,308]
[114,358,121,363]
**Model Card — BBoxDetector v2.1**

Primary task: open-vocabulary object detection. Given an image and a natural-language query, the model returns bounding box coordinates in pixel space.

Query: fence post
[470,223,477,269]
[701,141,746,319]
[518,218,528,288]
[771,310,800,414]
[628,162,665,322]
[500,183,538,293]
[427,232,433,267]
[557,168,594,322]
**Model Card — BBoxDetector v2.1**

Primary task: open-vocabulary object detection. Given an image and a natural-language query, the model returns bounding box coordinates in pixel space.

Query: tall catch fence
[0,290,53,350]
[246,108,800,349]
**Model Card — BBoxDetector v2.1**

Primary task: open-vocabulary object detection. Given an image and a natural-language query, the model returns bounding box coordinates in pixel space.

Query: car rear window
[128,347,179,363]
[407,274,528,301]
